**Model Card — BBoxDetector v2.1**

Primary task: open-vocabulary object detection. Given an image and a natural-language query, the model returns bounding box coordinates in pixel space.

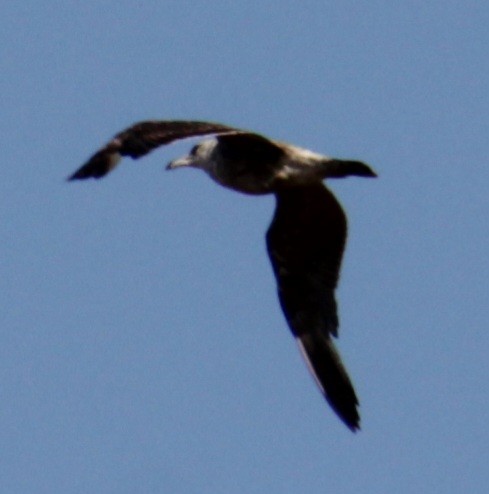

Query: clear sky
[2,1,488,492]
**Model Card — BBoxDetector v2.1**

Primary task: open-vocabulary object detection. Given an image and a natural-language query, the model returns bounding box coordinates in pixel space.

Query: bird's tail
[321,159,377,179]
[297,331,360,431]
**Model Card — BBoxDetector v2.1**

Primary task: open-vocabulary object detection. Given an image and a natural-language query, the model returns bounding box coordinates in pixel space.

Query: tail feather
[322,159,377,179]
[297,332,360,431]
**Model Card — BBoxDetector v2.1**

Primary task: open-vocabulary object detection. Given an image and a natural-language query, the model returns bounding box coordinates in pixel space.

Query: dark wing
[68,120,240,180]
[266,183,360,430]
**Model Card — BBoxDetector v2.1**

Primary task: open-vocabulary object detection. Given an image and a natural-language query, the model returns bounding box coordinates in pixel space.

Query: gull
[69,120,377,431]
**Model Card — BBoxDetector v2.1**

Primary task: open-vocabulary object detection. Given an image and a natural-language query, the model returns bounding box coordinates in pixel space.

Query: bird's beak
[166,155,193,170]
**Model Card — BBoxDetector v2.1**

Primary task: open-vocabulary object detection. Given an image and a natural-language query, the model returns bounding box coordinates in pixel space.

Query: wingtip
[345,416,361,433]
[335,402,361,432]
[68,151,122,181]
[296,334,361,432]
[66,170,85,182]
[66,167,96,181]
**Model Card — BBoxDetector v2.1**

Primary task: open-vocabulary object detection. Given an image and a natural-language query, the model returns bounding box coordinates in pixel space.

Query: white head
[166,139,217,173]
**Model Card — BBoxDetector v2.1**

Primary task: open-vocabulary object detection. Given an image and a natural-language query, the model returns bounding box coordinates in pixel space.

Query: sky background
[1,1,488,492]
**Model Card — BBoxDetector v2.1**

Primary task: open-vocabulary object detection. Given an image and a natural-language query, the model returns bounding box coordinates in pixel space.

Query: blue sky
[2,1,488,492]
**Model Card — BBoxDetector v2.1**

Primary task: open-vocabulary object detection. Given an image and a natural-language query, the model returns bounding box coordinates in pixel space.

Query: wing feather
[68,120,240,180]
[266,184,360,430]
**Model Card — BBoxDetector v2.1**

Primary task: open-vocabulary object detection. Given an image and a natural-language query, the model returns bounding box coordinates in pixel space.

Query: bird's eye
[190,144,199,156]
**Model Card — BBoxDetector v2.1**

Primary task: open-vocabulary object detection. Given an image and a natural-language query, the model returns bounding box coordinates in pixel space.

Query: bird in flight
[69,120,376,431]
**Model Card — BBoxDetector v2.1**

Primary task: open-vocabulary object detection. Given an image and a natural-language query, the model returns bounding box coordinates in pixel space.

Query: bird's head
[166,139,216,172]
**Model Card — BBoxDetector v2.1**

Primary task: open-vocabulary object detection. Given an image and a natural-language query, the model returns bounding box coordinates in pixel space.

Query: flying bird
[69,120,376,431]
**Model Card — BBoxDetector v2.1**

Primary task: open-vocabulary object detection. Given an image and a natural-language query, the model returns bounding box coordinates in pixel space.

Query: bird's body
[69,120,376,431]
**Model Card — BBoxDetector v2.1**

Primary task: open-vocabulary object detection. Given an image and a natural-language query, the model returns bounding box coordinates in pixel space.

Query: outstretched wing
[68,120,240,180]
[266,183,360,430]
